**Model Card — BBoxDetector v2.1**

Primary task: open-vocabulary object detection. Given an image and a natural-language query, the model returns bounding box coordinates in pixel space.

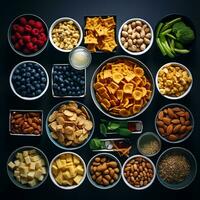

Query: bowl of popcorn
[156,62,193,100]
[118,18,154,55]
[49,17,83,52]
[49,152,86,189]
[7,146,49,189]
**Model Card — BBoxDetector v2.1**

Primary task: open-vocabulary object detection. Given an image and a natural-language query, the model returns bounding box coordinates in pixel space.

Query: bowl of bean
[156,62,193,100]
[9,61,49,100]
[49,17,83,53]
[156,147,197,190]
[87,153,121,189]
[122,155,156,190]
[118,18,154,55]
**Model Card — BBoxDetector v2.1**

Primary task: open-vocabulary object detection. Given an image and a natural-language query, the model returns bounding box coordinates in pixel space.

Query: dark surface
[1,0,199,199]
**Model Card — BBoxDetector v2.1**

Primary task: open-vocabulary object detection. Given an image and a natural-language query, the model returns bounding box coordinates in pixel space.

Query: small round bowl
[122,155,156,190]
[46,100,95,150]
[49,152,86,189]
[49,17,83,53]
[118,18,154,56]
[87,153,121,189]
[155,103,194,144]
[7,146,49,189]
[8,14,48,57]
[156,147,197,190]
[156,62,193,100]
[90,55,155,120]
[9,60,49,100]
[69,46,92,70]
[137,132,161,157]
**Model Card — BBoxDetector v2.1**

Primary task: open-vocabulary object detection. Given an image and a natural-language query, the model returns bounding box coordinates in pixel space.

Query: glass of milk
[69,46,92,70]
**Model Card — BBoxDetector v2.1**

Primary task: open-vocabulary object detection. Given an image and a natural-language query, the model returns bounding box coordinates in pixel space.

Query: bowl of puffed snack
[91,55,155,120]
[156,62,193,100]
[46,100,94,150]
[84,16,117,53]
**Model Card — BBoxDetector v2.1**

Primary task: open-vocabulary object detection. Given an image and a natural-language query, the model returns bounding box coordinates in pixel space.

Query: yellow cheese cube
[69,166,77,178]
[24,156,31,165]
[27,171,35,180]
[73,156,80,165]
[63,170,71,179]
[73,175,83,184]
[23,151,29,157]
[35,169,42,180]
[16,153,24,162]
[29,162,36,170]
[19,166,29,174]
[20,172,28,178]
[40,159,45,166]
[14,170,20,177]
[38,175,44,181]
[28,179,37,187]
[29,149,37,155]
[16,175,21,182]
[14,160,20,167]
[31,155,40,162]
[41,167,47,174]
[35,161,42,170]
[8,161,15,169]
[20,177,28,185]
[65,154,72,162]
[62,179,73,186]
[76,165,84,175]
[52,165,58,176]
[55,171,63,185]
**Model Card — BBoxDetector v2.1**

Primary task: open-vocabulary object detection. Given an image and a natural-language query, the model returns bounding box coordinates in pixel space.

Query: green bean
[156,38,167,56]
[161,17,182,32]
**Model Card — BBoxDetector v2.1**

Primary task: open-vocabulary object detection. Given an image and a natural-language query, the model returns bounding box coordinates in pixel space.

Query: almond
[162,117,171,125]
[158,111,164,120]
[185,112,190,120]
[173,124,181,134]
[171,119,180,124]
[167,108,175,118]
[158,127,165,135]
[180,125,187,134]
[180,117,185,125]
[172,107,181,112]
[186,126,192,132]
[176,111,185,117]
[168,134,178,141]
[163,109,168,114]
[156,120,164,127]
[178,133,187,139]
[166,124,173,135]
[184,120,191,126]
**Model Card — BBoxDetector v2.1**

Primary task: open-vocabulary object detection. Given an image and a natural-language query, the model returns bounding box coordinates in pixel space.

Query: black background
[1,0,199,199]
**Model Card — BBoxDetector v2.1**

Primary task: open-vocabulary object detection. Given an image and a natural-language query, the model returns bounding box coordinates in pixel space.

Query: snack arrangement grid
[1,0,200,199]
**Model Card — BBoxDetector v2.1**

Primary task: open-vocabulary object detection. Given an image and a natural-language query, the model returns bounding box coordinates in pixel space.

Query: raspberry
[32,45,38,52]
[34,21,43,29]
[23,48,31,54]
[39,27,45,33]
[31,28,39,36]
[23,35,31,42]
[26,42,34,50]
[19,17,27,25]
[14,43,20,50]
[12,24,19,31]
[37,40,44,47]
[28,19,35,26]
[38,33,47,42]
[31,37,38,43]
[11,35,16,42]
[18,39,24,46]
[15,32,22,39]
[25,25,32,32]
[16,25,24,33]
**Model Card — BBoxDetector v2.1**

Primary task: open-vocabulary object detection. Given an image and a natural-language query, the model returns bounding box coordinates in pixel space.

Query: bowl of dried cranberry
[8,14,48,57]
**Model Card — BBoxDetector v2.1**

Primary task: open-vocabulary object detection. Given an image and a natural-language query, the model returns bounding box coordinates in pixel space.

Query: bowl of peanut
[49,17,83,52]
[156,62,193,100]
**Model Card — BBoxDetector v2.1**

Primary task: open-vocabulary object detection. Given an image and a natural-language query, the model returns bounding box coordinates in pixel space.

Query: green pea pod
[161,17,182,32]
[174,48,190,54]
[156,22,164,38]
[161,28,172,35]
[156,38,167,56]
[162,41,175,58]
[166,33,176,40]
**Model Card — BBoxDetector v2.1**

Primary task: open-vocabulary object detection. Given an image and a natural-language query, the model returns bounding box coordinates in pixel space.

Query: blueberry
[61,88,66,93]
[65,71,69,76]
[34,64,40,68]
[28,62,33,67]
[21,78,25,83]
[72,86,75,90]
[73,75,77,80]
[31,69,36,74]
[12,76,17,81]
[40,71,45,77]
[30,86,35,91]
[26,78,30,83]
[22,73,26,77]
[57,86,60,91]
[16,75,21,80]
[77,77,81,82]
[33,80,38,85]
[68,91,72,95]
[64,80,69,85]
[30,76,35,81]
[59,66,62,70]
[76,86,80,91]
[41,77,46,83]
[41,83,45,89]
[23,63,27,68]
[53,83,58,89]
[63,66,67,71]
[54,75,58,81]
[80,80,85,85]
[32,92,36,96]
[67,86,71,91]
[27,66,31,71]
[15,69,20,75]
[36,90,42,95]
[77,91,81,95]
[70,82,74,86]
[35,73,40,78]
[81,89,84,94]
[72,91,76,96]
[16,81,20,86]
[59,77,63,83]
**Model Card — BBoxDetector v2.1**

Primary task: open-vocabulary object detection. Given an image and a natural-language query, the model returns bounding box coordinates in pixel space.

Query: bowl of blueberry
[52,64,86,98]
[10,61,49,100]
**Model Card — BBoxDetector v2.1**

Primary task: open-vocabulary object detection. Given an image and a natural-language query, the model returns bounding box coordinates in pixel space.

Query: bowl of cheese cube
[7,146,49,189]
[49,152,86,189]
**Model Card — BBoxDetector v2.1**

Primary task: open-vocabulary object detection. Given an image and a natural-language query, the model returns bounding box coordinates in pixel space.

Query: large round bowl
[7,146,49,189]
[46,100,95,150]
[156,147,197,190]
[90,55,155,120]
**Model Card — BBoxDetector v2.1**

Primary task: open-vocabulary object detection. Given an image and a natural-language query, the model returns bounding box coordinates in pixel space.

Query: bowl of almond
[155,103,194,143]
[46,100,94,150]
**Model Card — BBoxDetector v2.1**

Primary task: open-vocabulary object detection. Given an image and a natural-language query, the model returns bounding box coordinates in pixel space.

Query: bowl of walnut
[46,100,94,150]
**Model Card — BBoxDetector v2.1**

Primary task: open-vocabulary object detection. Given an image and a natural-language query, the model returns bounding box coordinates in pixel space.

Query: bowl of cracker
[91,55,155,120]
[46,100,95,150]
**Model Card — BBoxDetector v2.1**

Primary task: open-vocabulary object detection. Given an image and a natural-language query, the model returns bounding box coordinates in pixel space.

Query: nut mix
[120,20,152,52]
[123,156,154,188]
[10,111,42,135]
[51,20,80,50]
[48,101,93,147]
[156,106,193,142]
[89,155,120,186]
[157,64,192,97]
[94,58,153,117]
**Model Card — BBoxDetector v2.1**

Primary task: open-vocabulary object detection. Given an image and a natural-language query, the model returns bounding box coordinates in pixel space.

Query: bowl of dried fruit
[46,100,94,150]
[155,103,194,143]
[156,62,193,100]
[91,55,155,120]
[156,147,197,190]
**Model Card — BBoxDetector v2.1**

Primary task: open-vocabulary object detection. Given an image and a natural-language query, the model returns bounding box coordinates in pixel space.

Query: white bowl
[122,155,156,190]
[49,17,83,53]
[49,152,86,190]
[118,18,154,56]
[9,60,49,100]
[156,62,193,100]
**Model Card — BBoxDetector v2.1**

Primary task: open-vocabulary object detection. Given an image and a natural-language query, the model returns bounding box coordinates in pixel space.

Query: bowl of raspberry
[8,14,48,57]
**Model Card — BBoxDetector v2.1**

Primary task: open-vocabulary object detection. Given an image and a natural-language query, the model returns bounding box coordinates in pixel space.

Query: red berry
[26,42,34,50]
[19,17,27,25]
[34,21,43,29]
[16,25,24,33]
[39,27,45,33]
[15,32,22,39]
[37,40,44,47]
[23,48,31,54]
[18,39,24,46]
[23,35,31,42]
[12,24,19,31]
[14,43,21,50]
[25,24,32,32]
[32,28,39,36]
[32,45,38,52]
[31,37,38,43]
[28,19,35,26]
[11,35,16,42]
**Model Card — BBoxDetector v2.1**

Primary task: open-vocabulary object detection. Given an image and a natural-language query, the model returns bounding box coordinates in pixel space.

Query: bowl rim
[90,55,155,120]
[86,152,122,189]
[7,145,49,190]
[118,17,154,56]
[156,146,197,190]
[154,103,194,144]
[155,62,193,100]
[9,60,49,100]
[45,100,95,150]
[7,13,49,57]
[121,154,156,190]
[49,152,86,190]
[137,131,162,157]
[49,17,83,53]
